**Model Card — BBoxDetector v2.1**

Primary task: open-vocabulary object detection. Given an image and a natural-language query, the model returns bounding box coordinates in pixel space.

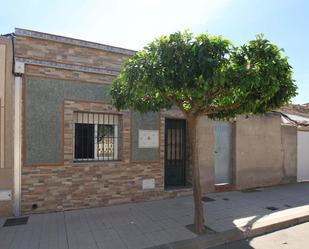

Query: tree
[110,31,297,233]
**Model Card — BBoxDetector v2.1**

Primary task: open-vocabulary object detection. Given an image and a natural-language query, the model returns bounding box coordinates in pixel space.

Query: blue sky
[1,0,308,103]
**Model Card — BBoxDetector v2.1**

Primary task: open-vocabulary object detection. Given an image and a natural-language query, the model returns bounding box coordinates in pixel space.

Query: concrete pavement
[209,221,309,249]
[1,183,309,249]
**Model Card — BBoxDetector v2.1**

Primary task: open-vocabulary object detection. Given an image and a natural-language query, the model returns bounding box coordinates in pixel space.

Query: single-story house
[0,28,307,217]
[279,104,309,182]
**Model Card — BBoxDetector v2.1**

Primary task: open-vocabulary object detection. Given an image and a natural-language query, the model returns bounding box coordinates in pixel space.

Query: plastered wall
[0,37,14,216]
[234,114,297,189]
[198,113,297,193]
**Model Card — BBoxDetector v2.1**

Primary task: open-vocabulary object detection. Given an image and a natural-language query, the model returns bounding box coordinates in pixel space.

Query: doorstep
[164,185,193,198]
[214,183,234,192]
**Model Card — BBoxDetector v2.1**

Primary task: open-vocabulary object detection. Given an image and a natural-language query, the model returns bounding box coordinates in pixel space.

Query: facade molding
[15,28,136,56]
[16,57,119,76]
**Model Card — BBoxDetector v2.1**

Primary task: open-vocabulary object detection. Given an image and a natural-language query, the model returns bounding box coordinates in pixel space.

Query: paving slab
[1,183,309,249]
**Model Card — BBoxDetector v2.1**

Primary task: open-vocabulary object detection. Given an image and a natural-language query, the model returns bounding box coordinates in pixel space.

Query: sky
[1,0,308,104]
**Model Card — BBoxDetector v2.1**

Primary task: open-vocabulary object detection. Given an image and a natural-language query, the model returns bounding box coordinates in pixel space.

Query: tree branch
[160,92,188,116]
[200,102,242,116]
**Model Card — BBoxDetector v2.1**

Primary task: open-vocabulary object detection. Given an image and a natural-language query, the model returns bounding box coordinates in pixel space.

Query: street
[210,222,309,249]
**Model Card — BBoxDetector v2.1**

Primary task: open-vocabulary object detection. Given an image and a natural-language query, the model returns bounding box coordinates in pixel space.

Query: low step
[214,183,234,192]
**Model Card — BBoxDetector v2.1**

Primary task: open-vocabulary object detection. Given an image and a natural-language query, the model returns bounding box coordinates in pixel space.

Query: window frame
[73,111,121,163]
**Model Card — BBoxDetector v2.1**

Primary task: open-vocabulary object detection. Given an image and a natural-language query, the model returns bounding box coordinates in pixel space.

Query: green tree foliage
[110,31,297,118]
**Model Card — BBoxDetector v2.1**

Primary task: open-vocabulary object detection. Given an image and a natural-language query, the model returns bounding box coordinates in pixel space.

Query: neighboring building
[0,36,14,216]
[279,104,309,182]
[0,28,303,216]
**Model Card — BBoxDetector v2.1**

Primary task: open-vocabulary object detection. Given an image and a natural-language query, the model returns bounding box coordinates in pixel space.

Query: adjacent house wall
[234,113,297,189]
[281,124,297,183]
[198,114,297,193]
[0,37,14,216]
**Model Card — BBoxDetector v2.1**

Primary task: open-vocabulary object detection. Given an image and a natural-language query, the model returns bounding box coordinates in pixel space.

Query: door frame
[164,118,187,188]
[214,121,233,184]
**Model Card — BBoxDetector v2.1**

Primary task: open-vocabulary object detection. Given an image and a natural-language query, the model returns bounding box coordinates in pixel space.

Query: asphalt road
[209,222,309,249]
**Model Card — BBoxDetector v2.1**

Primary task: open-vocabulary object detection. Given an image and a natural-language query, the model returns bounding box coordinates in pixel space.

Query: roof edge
[15,28,136,56]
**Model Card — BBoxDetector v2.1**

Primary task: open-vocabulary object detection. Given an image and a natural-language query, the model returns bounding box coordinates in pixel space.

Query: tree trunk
[187,115,205,234]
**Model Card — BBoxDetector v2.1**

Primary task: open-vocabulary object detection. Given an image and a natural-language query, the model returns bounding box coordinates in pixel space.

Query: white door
[214,122,232,184]
[297,131,309,182]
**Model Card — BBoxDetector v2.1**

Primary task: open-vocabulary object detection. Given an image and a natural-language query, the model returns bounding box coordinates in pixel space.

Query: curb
[147,213,309,249]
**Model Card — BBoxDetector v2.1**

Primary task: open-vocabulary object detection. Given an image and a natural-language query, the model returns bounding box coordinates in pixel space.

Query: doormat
[202,196,216,202]
[3,217,29,227]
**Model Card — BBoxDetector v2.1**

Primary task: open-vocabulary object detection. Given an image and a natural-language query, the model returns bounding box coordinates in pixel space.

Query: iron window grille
[73,112,121,161]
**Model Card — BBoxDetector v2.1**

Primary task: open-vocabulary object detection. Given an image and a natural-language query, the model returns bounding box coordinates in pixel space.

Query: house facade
[0,28,299,216]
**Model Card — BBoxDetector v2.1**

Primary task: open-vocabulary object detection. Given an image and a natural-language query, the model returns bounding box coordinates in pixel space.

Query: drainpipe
[13,73,22,216]
[10,32,24,216]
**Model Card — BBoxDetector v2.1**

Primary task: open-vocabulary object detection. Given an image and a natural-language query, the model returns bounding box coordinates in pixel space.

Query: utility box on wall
[0,190,12,201]
[142,179,155,190]
[138,130,159,148]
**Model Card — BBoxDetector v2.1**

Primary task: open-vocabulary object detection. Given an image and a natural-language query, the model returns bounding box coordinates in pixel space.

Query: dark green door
[165,119,186,187]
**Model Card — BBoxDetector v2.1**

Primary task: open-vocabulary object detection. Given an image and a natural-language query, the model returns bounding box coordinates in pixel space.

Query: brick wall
[15,36,130,72]
[21,99,192,214]
[14,29,193,214]
[26,65,116,84]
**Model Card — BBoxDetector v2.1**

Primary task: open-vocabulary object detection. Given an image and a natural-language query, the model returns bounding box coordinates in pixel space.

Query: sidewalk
[1,183,309,249]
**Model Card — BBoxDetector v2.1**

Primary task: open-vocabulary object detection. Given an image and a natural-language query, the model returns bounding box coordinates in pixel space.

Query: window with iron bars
[73,112,121,161]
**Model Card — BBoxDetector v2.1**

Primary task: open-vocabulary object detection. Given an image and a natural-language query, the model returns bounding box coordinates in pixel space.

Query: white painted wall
[297,131,309,182]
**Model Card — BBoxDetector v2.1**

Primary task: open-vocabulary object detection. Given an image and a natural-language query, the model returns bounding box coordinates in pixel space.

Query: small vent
[202,196,216,202]
[222,198,230,201]
[266,206,279,211]
[3,217,29,227]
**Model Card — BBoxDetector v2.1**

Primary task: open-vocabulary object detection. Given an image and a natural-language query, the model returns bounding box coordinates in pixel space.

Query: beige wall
[198,113,297,193]
[281,125,297,183]
[234,114,297,189]
[0,36,15,216]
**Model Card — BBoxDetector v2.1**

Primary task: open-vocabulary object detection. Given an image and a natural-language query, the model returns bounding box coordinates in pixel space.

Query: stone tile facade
[25,65,116,84]
[21,100,192,214]
[15,36,130,73]
[15,29,193,214]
